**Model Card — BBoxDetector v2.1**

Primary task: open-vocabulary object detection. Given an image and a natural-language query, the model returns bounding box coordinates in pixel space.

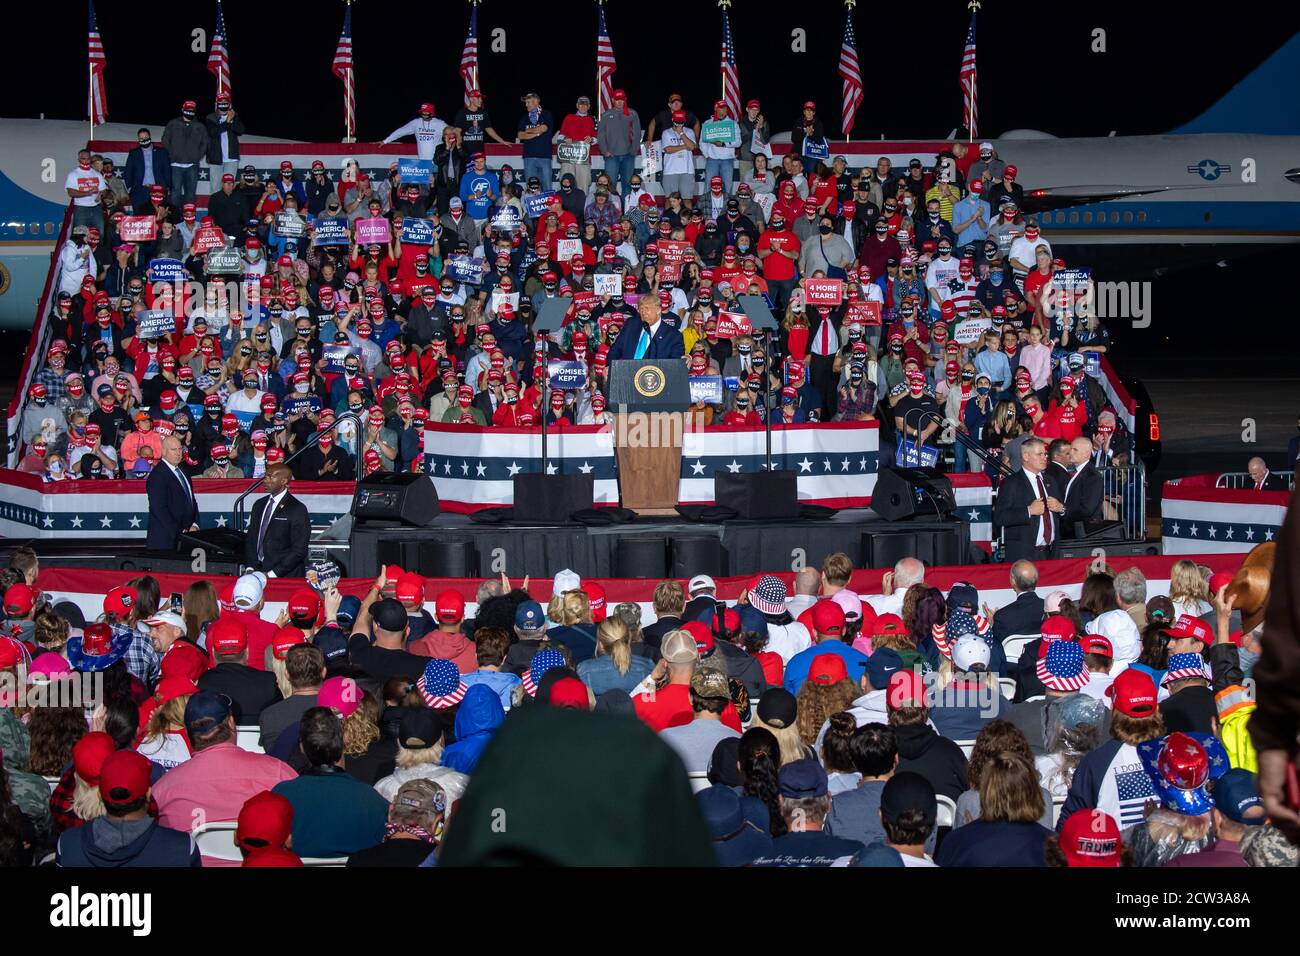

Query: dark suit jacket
[607,319,685,361]
[124,146,173,194]
[145,462,198,551]
[993,468,1063,564]
[1254,473,1290,492]
[1063,462,1104,535]
[243,492,311,578]
[991,591,1045,645]
[197,662,282,725]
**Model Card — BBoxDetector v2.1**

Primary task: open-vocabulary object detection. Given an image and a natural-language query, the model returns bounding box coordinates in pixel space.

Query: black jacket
[243,492,311,578]
[1063,462,1105,535]
[893,723,968,802]
[991,592,1044,645]
[197,661,282,725]
[145,461,199,551]
[993,468,1064,563]
[207,187,251,237]
[204,111,246,164]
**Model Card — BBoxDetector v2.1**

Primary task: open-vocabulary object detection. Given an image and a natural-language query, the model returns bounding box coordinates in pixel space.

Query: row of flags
[87,1,980,142]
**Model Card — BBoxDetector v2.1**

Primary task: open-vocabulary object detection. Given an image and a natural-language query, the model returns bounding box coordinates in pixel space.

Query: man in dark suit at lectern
[243,464,311,578]
[146,435,199,551]
[607,296,685,361]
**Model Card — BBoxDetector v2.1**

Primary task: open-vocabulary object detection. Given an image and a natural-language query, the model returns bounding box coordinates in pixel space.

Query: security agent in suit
[146,435,199,551]
[1247,456,1290,491]
[243,463,311,579]
[1061,436,1104,538]
[993,437,1065,564]
[606,295,685,361]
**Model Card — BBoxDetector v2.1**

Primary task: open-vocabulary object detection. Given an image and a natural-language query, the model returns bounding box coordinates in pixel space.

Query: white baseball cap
[553,569,581,595]
[144,609,185,631]
[688,574,716,595]
[232,571,267,609]
[979,141,994,152]
[952,634,992,671]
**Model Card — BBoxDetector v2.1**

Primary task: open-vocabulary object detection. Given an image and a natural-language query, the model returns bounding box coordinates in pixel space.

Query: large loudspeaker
[672,536,725,578]
[714,471,800,520]
[512,474,594,524]
[418,540,478,577]
[352,473,441,527]
[616,536,668,578]
[871,467,956,522]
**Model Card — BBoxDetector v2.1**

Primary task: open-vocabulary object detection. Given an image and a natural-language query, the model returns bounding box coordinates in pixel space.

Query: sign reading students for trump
[804,278,844,306]
[400,218,435,245]
[118,216,157,242]
[398,158,434,184]
[355,217,391,245]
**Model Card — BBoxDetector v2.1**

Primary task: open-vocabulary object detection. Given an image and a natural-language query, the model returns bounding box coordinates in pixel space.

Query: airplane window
[13,224,24,235]
[1124,211,1133,223]
[1083,212,1092,224]
[1204,211,1212,223]
[1137,211,1147,222]
[29,223,39,233]
[1111,212,1120,223]
[1069,212,1078,223]
[45,222,55,235]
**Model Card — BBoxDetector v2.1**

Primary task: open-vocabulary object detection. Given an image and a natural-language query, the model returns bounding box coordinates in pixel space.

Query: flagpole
[88,61,94,146]
[719,0,731,107]
[344,0,354,143]
[967,0,980,144]
[596,0,602,111]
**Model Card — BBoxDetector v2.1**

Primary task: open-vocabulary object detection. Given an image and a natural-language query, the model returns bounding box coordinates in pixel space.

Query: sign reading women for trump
[355,217,391,245]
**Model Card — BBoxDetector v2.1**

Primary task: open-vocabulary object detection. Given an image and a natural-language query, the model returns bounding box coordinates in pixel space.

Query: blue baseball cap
[778,758,828,798]
[865,647,905,690]
[336,595,361,626]
[184,691,233,736]
[515,600,546,633]
[1214,769,1265,825]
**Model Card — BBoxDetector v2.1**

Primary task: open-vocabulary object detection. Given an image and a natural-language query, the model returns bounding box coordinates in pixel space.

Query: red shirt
[1023,268,1052,313]
[225,610,281,671]
[1050,400,1086,442]
[809,176,838,216]
[558,113,597,142]
[633,683,742,733]
[757,230,800,281]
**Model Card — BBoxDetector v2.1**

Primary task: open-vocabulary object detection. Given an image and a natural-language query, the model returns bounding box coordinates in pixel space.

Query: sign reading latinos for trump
[688,375,724,404]
[135,310,176,339]
[118,216,157,242]
[593,274,621,297]
[844,301,882,327]
[446,256,486,284]
[700,119,738,145]
[804,278,844,306]
[953,316,993,344]
[147,258,185,284]
[548,360,588,390]
[400,218,435,245]
[524,191,558,219]
[323,343,360,374]
[398,158,434,183]
[556,142,590,165]
[555,238,583,262]
[313,217,350,246]
[190,225,226,254]
[355,217,391,245]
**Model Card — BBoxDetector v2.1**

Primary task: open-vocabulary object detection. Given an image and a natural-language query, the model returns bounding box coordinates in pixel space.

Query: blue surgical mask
[990,271,1003,283]
[976,386,990,396]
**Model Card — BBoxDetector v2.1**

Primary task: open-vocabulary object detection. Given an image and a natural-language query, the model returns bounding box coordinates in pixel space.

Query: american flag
[460,4,479,108]
[1114,765,1156,828]
[207,1,230,97]
[960,11,979,138]
[87,0,107,126]
[719,6,741,118]
[332,3,355,138]
[596,4,617,115]
[838,4,863,137]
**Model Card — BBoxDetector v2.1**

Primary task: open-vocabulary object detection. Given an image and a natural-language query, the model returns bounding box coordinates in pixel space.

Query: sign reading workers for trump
[398,158,434,183]
[804,278,844,306]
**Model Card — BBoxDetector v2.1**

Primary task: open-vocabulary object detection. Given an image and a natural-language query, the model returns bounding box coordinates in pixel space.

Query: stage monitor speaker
[418,540,478,578]
[714,471,799,520]
[871,467,956,522]
[376,539,421,572]
[672,536,725,578]
[616,536,668,578]
[352,473,441,527]
[864,532,918,570]
[512,474,594,524]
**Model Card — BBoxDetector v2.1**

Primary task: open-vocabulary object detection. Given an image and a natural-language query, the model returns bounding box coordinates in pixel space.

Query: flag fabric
[207,1,230,97]
[460,5,480,107]
[719,9,741,118]
[88,0,107,125]
[838,5,863,137]
[596,5,617,115]
[960,11,979,137]
[332,4,355,136]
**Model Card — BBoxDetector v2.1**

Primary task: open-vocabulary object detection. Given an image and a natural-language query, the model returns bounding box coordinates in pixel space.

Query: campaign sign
[844,301,882,327]
[804,278,844,306]
[752,192,775,219]
[657,239,691,282]
[1084,353,1101,378]
[400,218,435,245]
[135,310,176,340]
[205,245,243,275]
[273,211,306,238]
[323,343,360,374]
[715,311,746,339]
[147,258,185,284]
[490,291,520,315]
[191,226,226,254]
[593,273,621,297]
[446,256,486,284]
[313,217,350,246]
[118,216,157,242]
[524,191,557,219]
[555,238,584,262]
[355,217,391,245]
[953,316,993,345]
[282,395,322,417]
[689,375,724,404]
[723,376,741,392]
[802,138,830,161]
[490,207,522,233]
[556,142,590,165]
[700,119,737,145]
[571,290,599,314]
[895,439,941,469]
[398,158,434,184]
[1051,268,1091,293]
[548,360,587,390]
[640,143,660,178]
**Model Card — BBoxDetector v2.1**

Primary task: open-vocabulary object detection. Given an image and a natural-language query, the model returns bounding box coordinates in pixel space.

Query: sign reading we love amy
[803,278,844,306]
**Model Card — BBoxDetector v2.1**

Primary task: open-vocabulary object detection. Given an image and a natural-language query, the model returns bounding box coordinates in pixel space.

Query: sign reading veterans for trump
[548,360,588,390]
[147,258,185,284]
[400,218,435,245]
[556,141,590,165]
[804,278,844,306]
[398,158,434,183]
[355,217,391,245]
[273,211,306,238]
[118,216,157,242]
[688,375,724,404]
[135,310,177,340]
[592,273,621,297]
[524,191,558,219]
[445,255,486,285]
[312,216,350,246]
[205,244,243,275]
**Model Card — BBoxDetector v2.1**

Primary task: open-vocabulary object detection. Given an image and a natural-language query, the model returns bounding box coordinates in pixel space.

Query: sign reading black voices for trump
[274,211,307,238]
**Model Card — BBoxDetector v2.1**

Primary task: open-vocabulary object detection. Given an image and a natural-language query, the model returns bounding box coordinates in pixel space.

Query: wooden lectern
[607,360,690,515]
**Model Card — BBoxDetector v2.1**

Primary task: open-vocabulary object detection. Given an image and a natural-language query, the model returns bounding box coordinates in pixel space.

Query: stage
[347,508,977,580]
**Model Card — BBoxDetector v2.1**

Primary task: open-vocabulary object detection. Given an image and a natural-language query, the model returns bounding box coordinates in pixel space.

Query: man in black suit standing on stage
[243,463,311,578]
[1247,456,1289,491]
[606,294,685,362]
[993,437,1065,563]
[146,435,199,551]
[1062,436,1104,538]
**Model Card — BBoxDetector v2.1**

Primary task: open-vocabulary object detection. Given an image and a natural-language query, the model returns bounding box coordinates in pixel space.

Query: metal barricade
[1217,471,1295,491]
[1099,460,1146,540]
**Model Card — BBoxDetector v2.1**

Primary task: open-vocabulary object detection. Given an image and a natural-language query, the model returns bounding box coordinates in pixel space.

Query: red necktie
[818,320,832,354]
[1035,473,1053,547]
[1256,480,1263,491]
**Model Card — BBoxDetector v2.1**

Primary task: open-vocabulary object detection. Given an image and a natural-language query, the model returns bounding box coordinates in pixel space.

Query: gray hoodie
[596,107,643,158]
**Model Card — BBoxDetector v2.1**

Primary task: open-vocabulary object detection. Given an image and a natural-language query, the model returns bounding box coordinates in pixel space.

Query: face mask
[929,212,940,222]
[1238,647,1259,674]
[819,225,833,235]
[890,343,903,353]
[990,271,1003,283]
[138,139,151,148]
[294,383,308,394]
[976,385,991,396]
[49,460,63,474]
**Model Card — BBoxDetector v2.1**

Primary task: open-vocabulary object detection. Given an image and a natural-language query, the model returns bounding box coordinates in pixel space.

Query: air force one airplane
[0,34,1297,330]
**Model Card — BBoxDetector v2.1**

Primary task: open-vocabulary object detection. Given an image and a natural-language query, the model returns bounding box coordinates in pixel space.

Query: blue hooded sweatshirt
[442,684,505,774]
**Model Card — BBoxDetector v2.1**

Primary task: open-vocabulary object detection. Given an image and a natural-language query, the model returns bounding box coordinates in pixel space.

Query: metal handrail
[231,412,363,531]
[914,410,1016,480]
[1216,471,1296,491]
